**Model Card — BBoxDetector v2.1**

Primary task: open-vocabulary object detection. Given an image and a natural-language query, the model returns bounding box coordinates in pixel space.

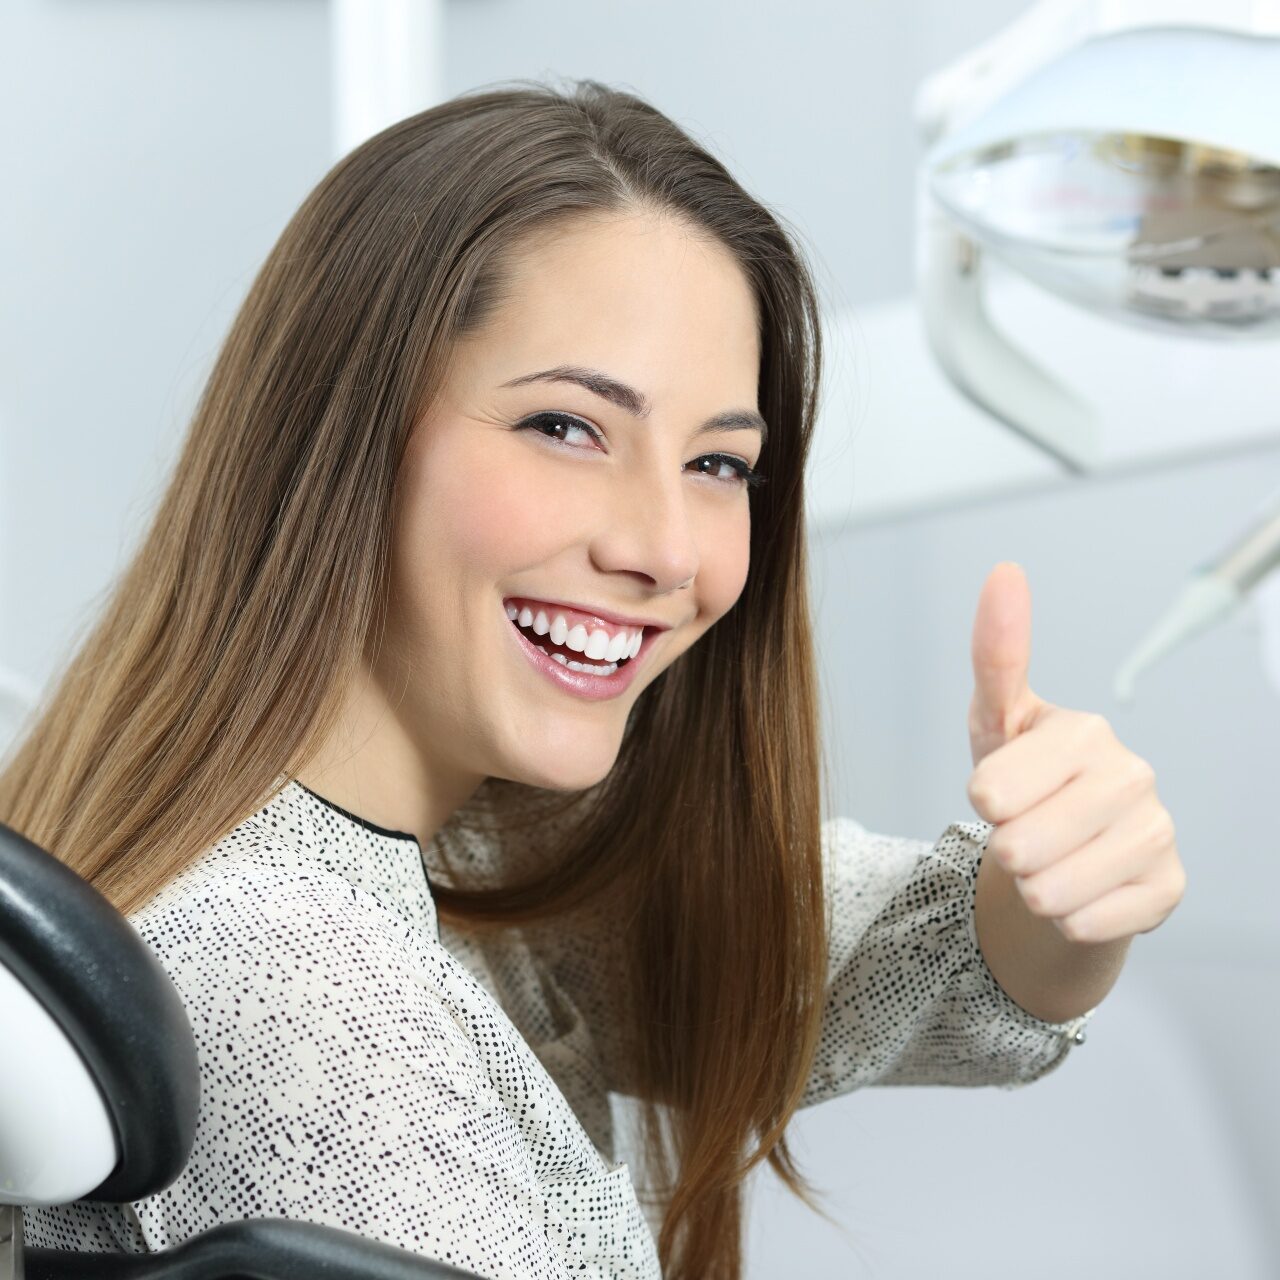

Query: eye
[688,454,768,490]
[515,410,603,450]
[513,411,767,491]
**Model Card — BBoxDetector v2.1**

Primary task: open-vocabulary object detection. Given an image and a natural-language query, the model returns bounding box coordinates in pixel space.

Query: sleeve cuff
[950,820,1098,1084]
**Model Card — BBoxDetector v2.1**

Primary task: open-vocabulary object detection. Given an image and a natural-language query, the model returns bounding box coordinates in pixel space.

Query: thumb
[969,561,1037,766]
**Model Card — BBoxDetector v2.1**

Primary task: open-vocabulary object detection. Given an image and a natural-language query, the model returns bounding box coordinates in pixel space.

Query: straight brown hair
[0,77,838,1279]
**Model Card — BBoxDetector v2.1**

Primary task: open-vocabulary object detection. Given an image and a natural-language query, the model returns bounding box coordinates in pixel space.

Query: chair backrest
[0,821,200,1208]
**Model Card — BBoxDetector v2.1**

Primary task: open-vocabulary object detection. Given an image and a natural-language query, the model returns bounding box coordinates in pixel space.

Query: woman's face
[383,209,764,794]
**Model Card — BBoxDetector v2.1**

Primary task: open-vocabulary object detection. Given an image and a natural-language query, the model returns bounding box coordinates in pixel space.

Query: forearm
[974,845,1130,1023]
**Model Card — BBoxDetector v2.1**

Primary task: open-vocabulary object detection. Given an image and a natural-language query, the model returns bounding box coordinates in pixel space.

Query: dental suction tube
[1114,483,1280,701]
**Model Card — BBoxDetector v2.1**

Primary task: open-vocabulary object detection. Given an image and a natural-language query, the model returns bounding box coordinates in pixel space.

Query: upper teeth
[506,603,643,662]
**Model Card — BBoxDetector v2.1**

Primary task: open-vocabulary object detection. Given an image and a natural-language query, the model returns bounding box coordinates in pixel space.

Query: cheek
[696,500,751,618]
[404,429,574,581]
[439,468,544,569]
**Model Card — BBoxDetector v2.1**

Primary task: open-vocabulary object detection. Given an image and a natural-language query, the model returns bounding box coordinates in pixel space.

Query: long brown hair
[0,77,837,1278]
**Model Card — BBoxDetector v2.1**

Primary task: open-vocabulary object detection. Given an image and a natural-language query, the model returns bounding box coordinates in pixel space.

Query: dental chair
[0,820,484,1280]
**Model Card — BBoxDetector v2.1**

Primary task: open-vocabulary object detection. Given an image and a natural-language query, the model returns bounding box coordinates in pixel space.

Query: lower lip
[504,607,652,701]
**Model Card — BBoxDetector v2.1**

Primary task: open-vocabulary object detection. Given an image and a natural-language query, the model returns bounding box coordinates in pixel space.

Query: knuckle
[968,774,995,811]
[1020,880,1052,915]
[1000,835,1028,873]
[1150,806,1177,847]
[1084,710,1113,741]
[1128,756,1157,790]
[1060,916,1088,943]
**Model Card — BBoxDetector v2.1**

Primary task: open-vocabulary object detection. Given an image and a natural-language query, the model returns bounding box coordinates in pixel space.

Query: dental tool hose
[1115,482,1280,703]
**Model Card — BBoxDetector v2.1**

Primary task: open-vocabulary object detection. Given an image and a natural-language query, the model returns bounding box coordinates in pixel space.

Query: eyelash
[513,411,768,491]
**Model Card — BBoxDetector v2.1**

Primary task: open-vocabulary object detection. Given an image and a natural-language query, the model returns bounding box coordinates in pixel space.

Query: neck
[294,662,484,848]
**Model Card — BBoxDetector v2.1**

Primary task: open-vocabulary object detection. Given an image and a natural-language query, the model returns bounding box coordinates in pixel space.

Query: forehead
[459,211,762,389]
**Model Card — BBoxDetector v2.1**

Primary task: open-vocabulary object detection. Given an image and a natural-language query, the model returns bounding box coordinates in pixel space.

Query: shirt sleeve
[800,815,1098,1107]
[121,860,571,1280]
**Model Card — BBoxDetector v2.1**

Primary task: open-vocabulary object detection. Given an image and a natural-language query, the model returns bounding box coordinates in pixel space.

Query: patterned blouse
[24,776,1095,1277]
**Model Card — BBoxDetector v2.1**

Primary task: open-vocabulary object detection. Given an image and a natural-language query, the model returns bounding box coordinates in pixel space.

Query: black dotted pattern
[23,783,1092,1276]
[800,817,1095,1105]
[24,778,658,1277]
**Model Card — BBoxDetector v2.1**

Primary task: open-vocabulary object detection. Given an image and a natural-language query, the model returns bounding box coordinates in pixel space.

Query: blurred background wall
[2,1,1276,1275]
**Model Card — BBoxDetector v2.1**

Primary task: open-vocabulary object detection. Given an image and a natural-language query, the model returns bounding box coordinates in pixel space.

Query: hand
[966,562,1187,945]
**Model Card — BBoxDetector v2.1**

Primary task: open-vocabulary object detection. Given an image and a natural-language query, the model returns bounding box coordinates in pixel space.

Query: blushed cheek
[399,427,575,592]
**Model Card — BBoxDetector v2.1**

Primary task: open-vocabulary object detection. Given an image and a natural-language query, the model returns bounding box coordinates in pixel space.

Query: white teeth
[567,658,618,674]
[548,651,618,675]
[506,601,645,662]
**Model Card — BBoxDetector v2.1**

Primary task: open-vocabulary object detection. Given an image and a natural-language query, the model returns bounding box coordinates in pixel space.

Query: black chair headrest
[0,821,200,1202]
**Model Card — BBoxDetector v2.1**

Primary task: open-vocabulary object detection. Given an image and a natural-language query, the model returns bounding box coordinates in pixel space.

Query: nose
[588,459,699,594]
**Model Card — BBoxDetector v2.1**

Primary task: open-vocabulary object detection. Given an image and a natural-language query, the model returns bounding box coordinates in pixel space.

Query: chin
[513,753,616,793]
[491,731,619,793]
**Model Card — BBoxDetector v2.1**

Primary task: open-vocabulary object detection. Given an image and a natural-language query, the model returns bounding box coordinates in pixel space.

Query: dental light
[915,0,1280,700]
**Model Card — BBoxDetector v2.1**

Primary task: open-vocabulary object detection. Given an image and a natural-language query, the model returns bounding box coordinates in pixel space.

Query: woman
[8,79,1105,1279]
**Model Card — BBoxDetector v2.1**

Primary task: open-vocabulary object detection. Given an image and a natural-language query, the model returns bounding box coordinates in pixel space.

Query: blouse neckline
[291,778,421,846]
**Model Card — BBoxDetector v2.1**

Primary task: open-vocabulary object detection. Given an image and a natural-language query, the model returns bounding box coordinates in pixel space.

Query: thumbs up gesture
[967,563,1186,945]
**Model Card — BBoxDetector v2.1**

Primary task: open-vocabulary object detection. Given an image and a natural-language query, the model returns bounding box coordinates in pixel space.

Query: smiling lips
[505,599,652,700]
[503,598,645,663]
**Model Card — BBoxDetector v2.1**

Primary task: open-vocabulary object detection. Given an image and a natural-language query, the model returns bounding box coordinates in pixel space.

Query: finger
[987,755,1157,877]
[1015,807,1167,920]
[969,707,1104,824]
[970,562,1033,737]
[1057,872,1184,945]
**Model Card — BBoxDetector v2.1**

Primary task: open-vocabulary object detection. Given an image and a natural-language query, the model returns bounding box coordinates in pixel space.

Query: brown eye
[690,454,767,489]
[515,411,602,448]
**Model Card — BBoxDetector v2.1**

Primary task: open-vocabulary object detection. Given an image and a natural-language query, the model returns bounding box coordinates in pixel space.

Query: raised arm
[800,815,1096,1107]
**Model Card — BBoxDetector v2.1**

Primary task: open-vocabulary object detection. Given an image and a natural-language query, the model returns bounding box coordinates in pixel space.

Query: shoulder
[127,821,409,969]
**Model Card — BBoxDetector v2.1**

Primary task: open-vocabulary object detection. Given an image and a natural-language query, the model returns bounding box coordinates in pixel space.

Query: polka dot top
[23,776,1096,1277]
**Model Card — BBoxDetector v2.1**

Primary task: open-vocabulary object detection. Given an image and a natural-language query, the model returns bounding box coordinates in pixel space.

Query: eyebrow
[499,364,768,447]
